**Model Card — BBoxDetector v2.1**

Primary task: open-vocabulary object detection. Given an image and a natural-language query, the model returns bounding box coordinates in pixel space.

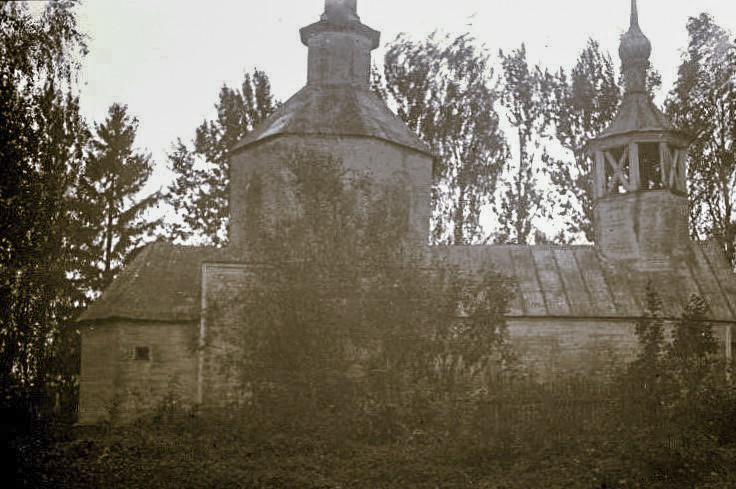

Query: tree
[606,286,736,487]
[544,39,622,242]
[617,282,670,433]
[0,0,88,420]
[666,13,736,267]
[208,150,514,438]
[633,282,666,370]
[379,33,508,245]
[667,295,719,379]
[72,103,160,294]
[167,70,277,246]
[495,44,547,244]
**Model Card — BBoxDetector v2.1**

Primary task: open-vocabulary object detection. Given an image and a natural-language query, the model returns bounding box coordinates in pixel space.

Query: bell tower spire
[587,0,693,270]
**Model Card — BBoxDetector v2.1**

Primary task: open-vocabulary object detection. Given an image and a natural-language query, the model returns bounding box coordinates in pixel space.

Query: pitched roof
[596,93,679,140]
[80,241,736,324]
[433,243,736,323]
[77,242,224,323]
[230,85,431,155]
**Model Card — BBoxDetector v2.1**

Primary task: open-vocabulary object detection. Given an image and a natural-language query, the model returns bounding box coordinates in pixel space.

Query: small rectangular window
[134,346,151,361]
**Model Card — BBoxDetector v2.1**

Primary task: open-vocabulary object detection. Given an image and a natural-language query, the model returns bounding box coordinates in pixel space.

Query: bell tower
[588,0,693,270]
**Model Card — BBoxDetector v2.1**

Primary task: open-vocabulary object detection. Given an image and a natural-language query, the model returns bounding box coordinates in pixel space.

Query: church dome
[619,23,651,63]
[616,0,652,94]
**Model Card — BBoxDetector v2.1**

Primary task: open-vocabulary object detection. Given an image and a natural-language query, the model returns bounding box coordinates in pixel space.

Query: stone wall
[594,190,690,270]
[78,321,198,425]
[198,261,736,408]
[507,318,732,381]
[199,263,268,409]
[229,136,432,248]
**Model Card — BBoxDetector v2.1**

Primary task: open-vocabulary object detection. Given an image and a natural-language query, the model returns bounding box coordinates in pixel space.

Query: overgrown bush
[207,150,516,444]
[12,328,736,489]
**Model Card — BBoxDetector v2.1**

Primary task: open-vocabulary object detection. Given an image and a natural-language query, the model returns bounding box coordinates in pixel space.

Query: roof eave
[586,128,694,152]
[230,130,432,158]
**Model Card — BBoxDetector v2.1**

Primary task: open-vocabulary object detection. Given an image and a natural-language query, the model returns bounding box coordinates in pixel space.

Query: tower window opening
[639,143,663,190]
[604,146,630,195]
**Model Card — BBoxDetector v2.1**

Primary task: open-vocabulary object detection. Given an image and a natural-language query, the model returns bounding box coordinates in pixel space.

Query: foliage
[167,69,278,246]
[495,44,548,244]
[13,271,736,488]
[71,103,160,294]
[666,13,736,266]
[632,282,666,370]
[603,288,735,488]
[0,0,88,422]
[7,6,736,487]
[544,39,622,243]
[209,150,515,439]
[379,33,508,244]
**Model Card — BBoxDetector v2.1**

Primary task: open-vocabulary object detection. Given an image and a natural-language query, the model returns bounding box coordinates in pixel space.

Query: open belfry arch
[75,0,736,424]
[595,142,687,197]
[591,0,689,198]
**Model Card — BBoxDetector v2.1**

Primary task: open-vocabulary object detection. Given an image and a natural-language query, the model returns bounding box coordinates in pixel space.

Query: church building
[76,0,736,424]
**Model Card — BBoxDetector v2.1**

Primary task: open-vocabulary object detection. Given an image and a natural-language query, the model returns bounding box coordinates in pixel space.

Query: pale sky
[74,0,736,198]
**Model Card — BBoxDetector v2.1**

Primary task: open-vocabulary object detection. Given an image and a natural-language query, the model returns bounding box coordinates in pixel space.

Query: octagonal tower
[228,0,433,249]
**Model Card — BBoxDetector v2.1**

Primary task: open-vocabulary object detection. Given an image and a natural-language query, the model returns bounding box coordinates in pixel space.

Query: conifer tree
[667,295,718,370]
[622,282,669,413]
[634,282,666,369]
[73,103,159,294]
